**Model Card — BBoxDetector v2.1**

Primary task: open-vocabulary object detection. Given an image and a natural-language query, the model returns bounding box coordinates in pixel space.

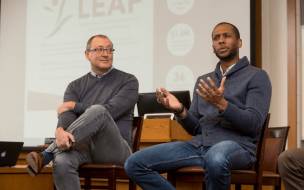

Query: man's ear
[84,50,90,60]
[237,39,242,48]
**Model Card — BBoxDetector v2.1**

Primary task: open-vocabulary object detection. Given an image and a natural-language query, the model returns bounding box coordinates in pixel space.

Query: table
[0,165,54,190]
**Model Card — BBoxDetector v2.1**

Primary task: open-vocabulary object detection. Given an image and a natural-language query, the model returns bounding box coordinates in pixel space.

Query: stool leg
[85,177,91,190]
[108,176,116,190]
[235,184,242,190]
[167,172,176,187]
[203,181,206,190]
[129,179,137,190]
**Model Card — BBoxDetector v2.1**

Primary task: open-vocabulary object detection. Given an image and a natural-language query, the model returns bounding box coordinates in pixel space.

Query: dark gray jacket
[177,56,272,155]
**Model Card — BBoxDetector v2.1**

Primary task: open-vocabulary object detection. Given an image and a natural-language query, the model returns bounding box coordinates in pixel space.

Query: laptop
[0,141,24,167]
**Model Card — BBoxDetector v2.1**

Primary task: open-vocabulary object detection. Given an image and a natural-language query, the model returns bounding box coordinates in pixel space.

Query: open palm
[156,88,181,111]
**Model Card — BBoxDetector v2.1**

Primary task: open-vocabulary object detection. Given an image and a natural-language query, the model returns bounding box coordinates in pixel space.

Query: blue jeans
[45,105,132,190]
[125,140,256,190]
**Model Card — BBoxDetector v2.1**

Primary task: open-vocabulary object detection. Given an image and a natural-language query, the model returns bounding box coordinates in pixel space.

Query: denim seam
[147,155,201,168]
[73,113,104,135]
[246,154,254,165]
[227,149,247,160]
[151,170,177,189]
[227,149,254,167]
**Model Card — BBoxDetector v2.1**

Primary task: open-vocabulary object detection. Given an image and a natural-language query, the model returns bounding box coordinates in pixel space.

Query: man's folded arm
[56,82,79,130]
[57,111,78,130]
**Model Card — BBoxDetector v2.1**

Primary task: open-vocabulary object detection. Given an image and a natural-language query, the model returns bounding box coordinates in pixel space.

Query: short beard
[214,45,238,61]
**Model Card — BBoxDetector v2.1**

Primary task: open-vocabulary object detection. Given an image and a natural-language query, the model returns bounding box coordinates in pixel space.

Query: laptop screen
[0,141,24,167]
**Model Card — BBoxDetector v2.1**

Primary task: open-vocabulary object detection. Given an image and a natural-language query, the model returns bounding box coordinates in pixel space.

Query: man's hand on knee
[55,127,75,151]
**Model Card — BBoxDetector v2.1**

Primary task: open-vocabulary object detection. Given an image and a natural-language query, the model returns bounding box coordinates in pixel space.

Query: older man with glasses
[25,35,139,190]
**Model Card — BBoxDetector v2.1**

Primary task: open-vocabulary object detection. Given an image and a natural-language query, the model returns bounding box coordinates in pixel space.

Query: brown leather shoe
[26,152,45,177]
[26,165,37,177]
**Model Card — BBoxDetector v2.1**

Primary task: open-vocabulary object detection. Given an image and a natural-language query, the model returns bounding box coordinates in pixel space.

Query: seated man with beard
[124,22,272,190]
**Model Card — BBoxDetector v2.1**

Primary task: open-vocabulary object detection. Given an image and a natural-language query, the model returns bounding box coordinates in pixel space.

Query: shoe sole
[26,165,37,177]
[26,152,39,173]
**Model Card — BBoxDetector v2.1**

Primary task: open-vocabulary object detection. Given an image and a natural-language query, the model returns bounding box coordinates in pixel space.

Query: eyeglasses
[87,48,115,54]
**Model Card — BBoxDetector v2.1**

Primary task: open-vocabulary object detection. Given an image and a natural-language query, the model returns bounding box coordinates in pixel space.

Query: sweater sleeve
[176,109,200,136]
[73,75,139,120]
[57,82,79,130]
[220,70,272,136]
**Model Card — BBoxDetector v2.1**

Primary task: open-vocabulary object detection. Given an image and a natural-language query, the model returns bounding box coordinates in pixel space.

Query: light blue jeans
[125,140,256,190]
[45,105,132,190]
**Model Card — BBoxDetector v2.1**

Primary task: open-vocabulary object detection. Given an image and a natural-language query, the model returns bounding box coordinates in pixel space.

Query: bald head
[86,34,113,51]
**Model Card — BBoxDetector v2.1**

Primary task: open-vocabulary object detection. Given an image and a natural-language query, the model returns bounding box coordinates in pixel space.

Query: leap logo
[1,151,6,158]
[79,0,142,19]
[43,0,141,38]
[44,0,73,38]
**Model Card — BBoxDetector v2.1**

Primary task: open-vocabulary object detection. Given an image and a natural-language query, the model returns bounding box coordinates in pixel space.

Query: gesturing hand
[156,88,182,112]
[196,77,228,113]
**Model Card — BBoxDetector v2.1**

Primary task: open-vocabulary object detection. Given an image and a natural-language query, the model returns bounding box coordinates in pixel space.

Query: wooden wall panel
[287,0,298,148]
[255,0,262,69]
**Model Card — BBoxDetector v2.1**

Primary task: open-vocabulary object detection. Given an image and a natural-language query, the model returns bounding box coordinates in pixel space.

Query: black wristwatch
[173,104,185,115]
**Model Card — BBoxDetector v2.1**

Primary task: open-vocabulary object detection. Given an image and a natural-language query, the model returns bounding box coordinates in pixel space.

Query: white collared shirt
[220,64,236,76]
[91,67,114,78]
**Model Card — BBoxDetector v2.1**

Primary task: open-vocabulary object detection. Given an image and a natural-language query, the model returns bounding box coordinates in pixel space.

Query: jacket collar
[215,56,250,78]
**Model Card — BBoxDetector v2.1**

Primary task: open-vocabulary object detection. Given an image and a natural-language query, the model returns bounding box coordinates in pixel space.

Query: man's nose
[219,35,225,43]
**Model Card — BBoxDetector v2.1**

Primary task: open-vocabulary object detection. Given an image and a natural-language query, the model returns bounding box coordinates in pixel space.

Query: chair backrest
[254,113,270,183]
[132,117,144,152]
[267,126,290,154]
[263,126,290,173]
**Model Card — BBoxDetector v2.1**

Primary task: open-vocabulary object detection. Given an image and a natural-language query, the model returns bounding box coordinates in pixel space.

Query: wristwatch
[173,104,185,115]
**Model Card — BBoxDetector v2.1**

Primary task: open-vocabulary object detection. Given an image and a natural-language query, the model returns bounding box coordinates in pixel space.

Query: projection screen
[0,0,252,147]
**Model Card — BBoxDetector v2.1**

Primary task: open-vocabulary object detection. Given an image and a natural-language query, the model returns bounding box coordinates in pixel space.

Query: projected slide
[24,0,153,142]
[19,0,250,146]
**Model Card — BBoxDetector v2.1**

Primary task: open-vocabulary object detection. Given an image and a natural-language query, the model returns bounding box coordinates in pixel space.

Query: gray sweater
[177,56,272,155]
[57,68,139,149]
